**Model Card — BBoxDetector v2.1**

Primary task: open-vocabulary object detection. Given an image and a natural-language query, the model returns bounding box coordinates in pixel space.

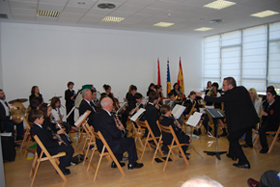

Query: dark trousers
[228,127,250,164]
[4,120,24,140]
[259,121,279,150]
[115,137,138,164]
[66,105,75,126]
[244,128,253,146]
[202,115,218,136]
[49,144,74,170]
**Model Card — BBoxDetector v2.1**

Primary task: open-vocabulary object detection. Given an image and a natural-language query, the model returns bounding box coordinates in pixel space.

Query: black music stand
[203,108,226,160]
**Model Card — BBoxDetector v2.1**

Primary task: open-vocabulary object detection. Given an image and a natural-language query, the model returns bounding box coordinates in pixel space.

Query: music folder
[185,112,203,127]
[74,110,91,127]
[205,108,224,119]
[172,104,186,119]
[130,108,146,122]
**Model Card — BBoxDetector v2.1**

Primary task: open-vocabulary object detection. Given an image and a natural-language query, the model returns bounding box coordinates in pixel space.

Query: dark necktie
[4,101,9,108]
[90,102,96,112]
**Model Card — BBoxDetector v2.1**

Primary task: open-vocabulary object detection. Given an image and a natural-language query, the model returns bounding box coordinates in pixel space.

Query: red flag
[177,57,185,94]
[157,58,161,86]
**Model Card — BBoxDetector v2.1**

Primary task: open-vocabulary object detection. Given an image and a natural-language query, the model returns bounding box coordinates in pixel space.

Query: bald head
[101,97,113,112]
[181,177,223,187]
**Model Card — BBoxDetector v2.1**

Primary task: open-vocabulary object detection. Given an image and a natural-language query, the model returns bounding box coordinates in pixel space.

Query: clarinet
[56,122,72,144]
[112,112,127,137]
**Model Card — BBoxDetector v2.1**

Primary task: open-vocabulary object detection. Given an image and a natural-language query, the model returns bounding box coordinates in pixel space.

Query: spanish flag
[177,57,185,94]
[157,58,161,86]
[167,60,171,96]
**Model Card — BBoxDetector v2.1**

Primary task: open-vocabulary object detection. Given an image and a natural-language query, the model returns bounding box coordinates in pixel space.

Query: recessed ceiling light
[251,10,279,18]
[204,0,236,10]
[209,19,223,23]
[77,2,86,5]
[194,27,213,31]
[153,22,174,27]
[102,16,124,23]
[36,10,60,17]
[98,3,116,9]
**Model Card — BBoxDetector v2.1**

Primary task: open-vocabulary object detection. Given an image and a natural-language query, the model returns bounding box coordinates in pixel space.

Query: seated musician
[146,83,156,97]
[92,97,144,169]
[129,93,144,116]
[40,103,72,145]
[159,105,191,158]
[202,82,227,137]
[79,89,97,126]
[0,89,24,140]
[183,91,201,135]
[145,91,161,137]
[29,109,74,175]
[101,84,119,110]
[29,86,43,106]
[155,85,163,105]
[122,85,138,127]
[167,91,177,109]
[258,88,280,153]
[170,83,185,100]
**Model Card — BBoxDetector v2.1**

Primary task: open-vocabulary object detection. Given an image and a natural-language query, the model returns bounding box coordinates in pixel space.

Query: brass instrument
[188,100,197,116]
[112,112,127,137]
[9,99,27,124]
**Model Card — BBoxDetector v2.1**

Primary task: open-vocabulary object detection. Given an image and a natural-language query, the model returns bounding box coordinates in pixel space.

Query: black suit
[65,89,75,126]
[0,102,6,132]
[30,124,74,171]
[79,99,96,126]
[145,103,160,137]
[259,100,280,150]
[205,86,259,164]
[160,116,190,153]
[93,109,138,164]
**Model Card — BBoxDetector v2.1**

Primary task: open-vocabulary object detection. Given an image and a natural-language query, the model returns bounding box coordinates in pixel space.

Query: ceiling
[0,0,280,36]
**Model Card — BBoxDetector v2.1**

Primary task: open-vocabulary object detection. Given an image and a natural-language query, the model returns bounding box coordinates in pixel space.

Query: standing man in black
[93,97,143,169]
[65,82,76,126]
[203,77,259,169]
[79,89,96,126]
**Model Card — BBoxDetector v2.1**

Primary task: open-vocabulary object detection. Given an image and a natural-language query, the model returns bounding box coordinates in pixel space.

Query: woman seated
[159,105,191,158]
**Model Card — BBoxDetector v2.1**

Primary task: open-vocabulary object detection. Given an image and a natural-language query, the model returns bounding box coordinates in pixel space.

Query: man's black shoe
[241,143,253,148]
[128,162,144,169]
[63,168,71,175]
[233,163,250,169]
[111,161,125,168]
[226,153,237,161]
[259,148,268,154]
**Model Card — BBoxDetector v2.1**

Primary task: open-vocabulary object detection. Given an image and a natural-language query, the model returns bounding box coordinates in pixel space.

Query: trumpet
[112,112,127,137]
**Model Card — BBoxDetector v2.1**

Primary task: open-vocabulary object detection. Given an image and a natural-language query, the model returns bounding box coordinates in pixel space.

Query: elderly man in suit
[93,97,143,169]
[203,77,259,169]
[79,89,97,126]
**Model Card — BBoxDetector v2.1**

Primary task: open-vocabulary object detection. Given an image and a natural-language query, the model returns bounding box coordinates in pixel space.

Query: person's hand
[196,92,202,97]
[261,111,268,116]
[57,129,65,134]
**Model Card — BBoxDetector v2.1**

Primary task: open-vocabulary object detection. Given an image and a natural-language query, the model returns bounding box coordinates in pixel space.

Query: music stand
[203,108,226,160]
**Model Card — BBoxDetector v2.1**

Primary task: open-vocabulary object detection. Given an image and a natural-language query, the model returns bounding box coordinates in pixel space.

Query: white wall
[0,22,202,106]
[0,23,3,89]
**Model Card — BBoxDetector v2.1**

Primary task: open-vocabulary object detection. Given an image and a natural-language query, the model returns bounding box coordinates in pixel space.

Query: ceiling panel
[0,0,279,35]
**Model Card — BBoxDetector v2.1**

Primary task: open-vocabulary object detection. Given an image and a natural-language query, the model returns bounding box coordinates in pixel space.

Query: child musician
[29,109,74,175]
[159,105,191,158]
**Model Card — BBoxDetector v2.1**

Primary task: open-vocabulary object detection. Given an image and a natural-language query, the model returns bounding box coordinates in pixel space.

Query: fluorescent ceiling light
[194,27,213,31]
[36,10,60,17]
[102,16,124,23]
[204,0,236,10]
[153,22,174,27]
[251,10,279,18]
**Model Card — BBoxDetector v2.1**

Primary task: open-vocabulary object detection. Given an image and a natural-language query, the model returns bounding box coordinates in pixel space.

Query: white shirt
[51,107,63,122]
[0,99,10,116]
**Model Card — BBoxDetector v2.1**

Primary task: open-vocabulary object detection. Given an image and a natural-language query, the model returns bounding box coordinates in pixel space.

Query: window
[203,21,280,92]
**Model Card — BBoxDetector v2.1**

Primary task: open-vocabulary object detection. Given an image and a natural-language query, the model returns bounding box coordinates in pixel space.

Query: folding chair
[83,123,97,165]
[254,125,280,153]
[20,117,34,156]
[89,131,125,182]
[153,121,189,171]
[30,135,67,187]
[136,120,163,161]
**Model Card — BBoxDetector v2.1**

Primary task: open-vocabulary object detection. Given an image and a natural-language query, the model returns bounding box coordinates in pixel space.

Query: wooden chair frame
[89,131,125,182]
[20,117,34,156]
[136,120,163,161]
[83,123,97,166]
[153,121,189,171]
[30,135,67,187]
[253,125,280,153]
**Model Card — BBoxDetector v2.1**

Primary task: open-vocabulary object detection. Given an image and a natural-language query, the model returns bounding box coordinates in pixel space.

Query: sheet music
[206,108,224,118]
[130,108,146,122]
[74,110,91,127]
[171,104,186,119]
[185,112,203,127]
